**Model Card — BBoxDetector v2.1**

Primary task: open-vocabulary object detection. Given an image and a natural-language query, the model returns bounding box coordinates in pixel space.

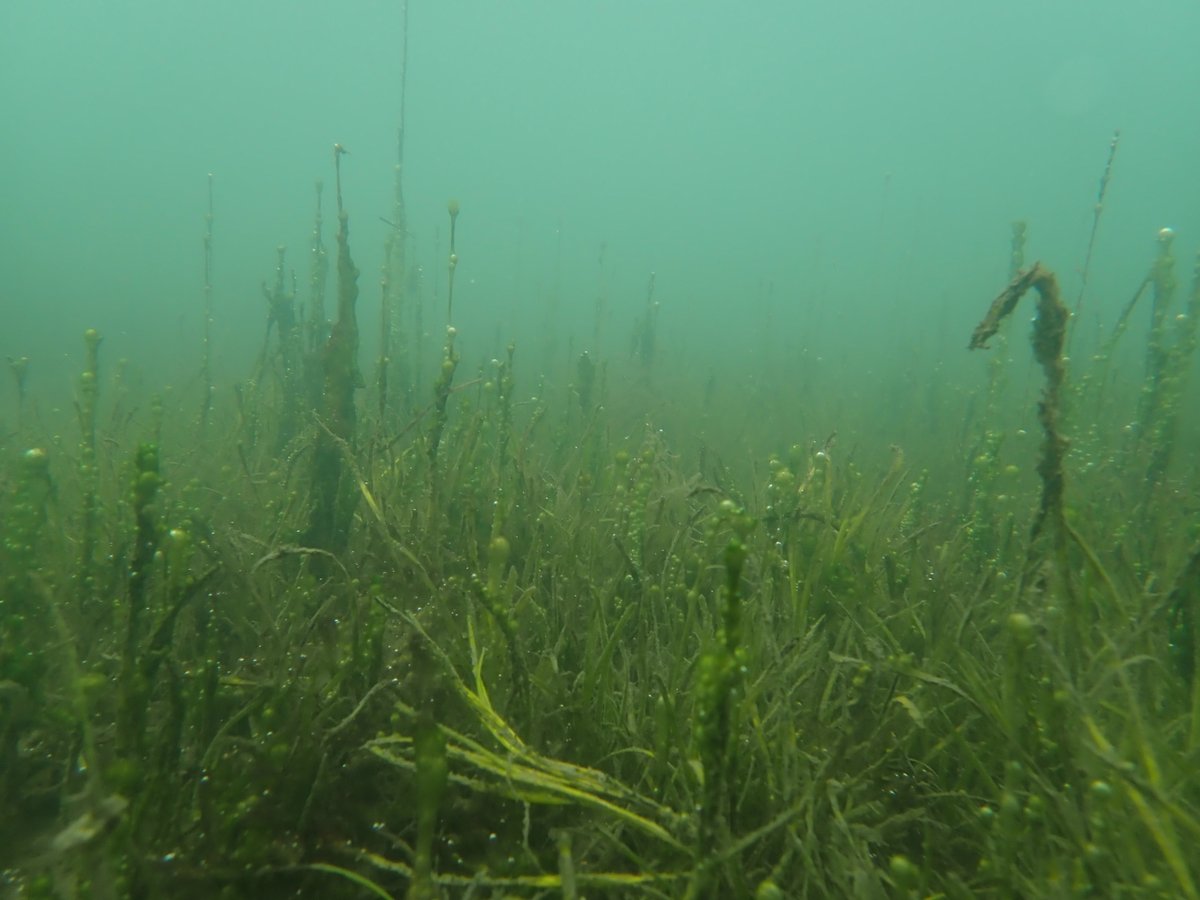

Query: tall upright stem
[200,174,214,428]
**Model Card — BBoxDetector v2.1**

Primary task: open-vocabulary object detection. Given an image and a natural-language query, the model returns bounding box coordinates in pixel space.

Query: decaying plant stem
[970,263,1070,584]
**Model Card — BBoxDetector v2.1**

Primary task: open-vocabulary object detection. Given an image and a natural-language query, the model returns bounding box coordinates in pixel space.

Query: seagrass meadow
[3,2,1200,898]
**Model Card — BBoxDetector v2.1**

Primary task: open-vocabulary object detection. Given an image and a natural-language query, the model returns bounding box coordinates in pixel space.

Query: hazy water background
[2,0,1199,455]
